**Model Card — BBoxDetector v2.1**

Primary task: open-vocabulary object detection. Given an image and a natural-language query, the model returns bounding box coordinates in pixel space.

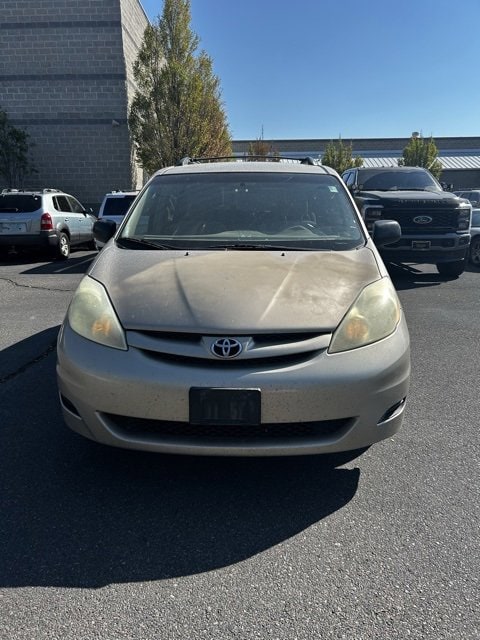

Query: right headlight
[328,277,401,354]
[67,276,127,350]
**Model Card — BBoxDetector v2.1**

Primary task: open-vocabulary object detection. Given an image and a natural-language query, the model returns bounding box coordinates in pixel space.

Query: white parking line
[54,256,94,273]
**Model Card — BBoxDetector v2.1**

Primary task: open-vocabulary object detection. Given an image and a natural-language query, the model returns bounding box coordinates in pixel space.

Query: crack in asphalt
[0,277,74,292]
[0,341,57,384]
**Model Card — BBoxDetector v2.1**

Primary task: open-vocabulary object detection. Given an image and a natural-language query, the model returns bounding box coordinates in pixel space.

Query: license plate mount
[0,222,26,233]
[412,240,431,250]
[189,388,261,426]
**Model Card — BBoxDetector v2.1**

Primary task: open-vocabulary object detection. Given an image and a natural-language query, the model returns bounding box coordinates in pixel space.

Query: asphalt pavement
[0,251,479,639]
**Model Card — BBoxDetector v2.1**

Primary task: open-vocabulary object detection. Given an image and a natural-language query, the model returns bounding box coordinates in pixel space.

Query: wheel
[54,232,70,260]
[469,237,480,266]
[436,260,465,277]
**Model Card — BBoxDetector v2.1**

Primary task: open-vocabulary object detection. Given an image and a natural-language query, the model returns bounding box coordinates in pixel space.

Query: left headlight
[329,277,401,354]
[67,276,127,350]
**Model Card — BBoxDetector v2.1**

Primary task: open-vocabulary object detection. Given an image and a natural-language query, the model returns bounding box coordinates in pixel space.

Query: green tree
[128,0,231,173]
[247,129,279,160]
[321,138,363,174]
[398,134,443,179]
[0,108,36,187]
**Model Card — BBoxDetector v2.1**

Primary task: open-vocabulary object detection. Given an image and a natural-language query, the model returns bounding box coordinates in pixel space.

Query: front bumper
[57,320,410,456]
[379,233,470,264]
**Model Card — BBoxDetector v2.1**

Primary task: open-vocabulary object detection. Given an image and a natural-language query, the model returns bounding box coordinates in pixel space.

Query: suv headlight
[67,276,127,350]
[329,278,401,353]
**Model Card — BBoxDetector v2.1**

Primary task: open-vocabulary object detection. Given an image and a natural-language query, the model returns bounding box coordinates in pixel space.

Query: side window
[345,171,356,187]
[342,171,351,185]
[53,196,72,212]
[67,196,85,213]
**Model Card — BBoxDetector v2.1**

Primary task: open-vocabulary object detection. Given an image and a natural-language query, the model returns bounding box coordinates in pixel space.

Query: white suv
[0,188,95,260]
[95,190,139,248]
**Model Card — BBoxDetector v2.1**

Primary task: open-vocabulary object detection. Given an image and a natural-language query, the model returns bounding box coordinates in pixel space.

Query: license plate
[189,388,261,425]
[0,222,26,233]
[412,240,430,249]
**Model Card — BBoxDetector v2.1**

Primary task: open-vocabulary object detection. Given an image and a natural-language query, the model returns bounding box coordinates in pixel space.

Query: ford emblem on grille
[413,215,433,224]
[211,338,243,359]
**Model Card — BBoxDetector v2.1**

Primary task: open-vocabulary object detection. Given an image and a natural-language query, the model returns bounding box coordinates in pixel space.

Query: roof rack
[176,155,320,166]
[1,187,61,194]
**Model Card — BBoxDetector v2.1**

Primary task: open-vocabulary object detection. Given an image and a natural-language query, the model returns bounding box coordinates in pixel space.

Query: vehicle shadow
[0,336,361,589]
[0,325,59,381]
[0,249,96,273]
[386,262,460,290]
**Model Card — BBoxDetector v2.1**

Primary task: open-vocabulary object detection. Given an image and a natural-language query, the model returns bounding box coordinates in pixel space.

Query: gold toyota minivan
[57,158,410,459]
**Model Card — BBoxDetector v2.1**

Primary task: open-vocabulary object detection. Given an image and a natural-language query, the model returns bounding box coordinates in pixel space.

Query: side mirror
[372,220,401,247]
[93,219,117,244]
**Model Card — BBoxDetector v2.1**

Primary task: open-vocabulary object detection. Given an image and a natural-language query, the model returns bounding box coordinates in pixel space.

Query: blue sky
[139,0,480,141]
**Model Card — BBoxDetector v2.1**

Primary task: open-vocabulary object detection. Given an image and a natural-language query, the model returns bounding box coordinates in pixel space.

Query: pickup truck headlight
[457,206,471,231]
[361,204,383,233]
[329,278,401,353]
[67,276,127,350]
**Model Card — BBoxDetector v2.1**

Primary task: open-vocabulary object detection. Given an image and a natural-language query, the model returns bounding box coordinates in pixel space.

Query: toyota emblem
[211,338,243,359]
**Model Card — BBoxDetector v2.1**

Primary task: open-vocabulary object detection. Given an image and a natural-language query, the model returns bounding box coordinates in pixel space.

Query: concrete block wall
[0,0,148,210]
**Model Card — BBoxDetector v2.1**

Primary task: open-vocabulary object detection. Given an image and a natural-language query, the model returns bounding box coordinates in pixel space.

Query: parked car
[57,157,410,460]
[453,189,480,207]
[95,190,139,248]
[0,188,95,260]
[342,167,472,277]
[469,208,480,266]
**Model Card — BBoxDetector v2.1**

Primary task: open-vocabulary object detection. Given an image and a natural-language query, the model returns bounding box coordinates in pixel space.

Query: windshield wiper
[205,243,318,251]
[116,237,177,250]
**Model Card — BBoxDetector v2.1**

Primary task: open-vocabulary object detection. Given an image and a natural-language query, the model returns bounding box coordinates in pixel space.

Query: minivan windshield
[358,168,442,192]
[120,172,365,251]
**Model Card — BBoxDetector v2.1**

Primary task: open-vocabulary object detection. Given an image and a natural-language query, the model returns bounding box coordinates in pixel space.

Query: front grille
[103,413,352,442]
[378,209,459,234]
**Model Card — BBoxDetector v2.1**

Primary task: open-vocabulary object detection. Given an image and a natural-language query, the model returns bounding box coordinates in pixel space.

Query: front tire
[436,260,465,277]
[469,237,480,267]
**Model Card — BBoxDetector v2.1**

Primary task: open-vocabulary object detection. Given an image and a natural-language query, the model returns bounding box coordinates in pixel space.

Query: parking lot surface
[0,252,479,639]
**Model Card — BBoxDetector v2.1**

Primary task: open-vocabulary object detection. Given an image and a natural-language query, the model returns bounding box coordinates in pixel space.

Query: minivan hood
[89,246,381,333]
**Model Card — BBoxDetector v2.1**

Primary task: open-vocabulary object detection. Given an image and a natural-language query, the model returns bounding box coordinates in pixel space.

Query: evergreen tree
[321,138,363,174]
[128,0,231,173]
[398,134,442,179]
[0,108,37,187]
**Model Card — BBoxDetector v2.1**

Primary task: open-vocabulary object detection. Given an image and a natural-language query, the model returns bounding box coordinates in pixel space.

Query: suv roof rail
[1,187,62,194]
[176,155,321,166]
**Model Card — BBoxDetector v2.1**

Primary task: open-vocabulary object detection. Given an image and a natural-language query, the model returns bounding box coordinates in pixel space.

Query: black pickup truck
[341,166,472,276]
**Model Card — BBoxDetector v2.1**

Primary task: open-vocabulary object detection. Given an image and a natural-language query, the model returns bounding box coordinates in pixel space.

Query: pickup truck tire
[53,232,70,260]
[436,260,465,277]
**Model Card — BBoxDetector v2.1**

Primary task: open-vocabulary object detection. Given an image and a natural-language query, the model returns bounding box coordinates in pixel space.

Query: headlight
[457,206,471,231]
[67,276,127,350]
[329,278,401,353]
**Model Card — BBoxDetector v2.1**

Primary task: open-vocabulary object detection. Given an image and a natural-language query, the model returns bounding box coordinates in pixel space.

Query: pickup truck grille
[379,208,459,234]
